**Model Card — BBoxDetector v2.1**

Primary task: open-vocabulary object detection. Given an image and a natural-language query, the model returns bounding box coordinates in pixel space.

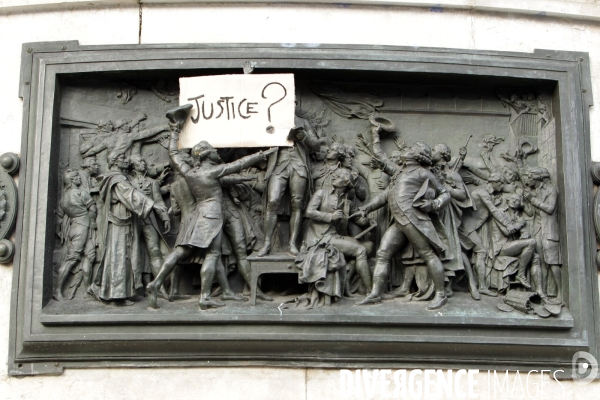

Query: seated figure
[296,168,373,308]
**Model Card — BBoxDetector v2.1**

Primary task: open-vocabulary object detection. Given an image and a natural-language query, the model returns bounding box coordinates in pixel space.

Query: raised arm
[132,123,170,142]
[168,130,192,175]
[213,148,276,178]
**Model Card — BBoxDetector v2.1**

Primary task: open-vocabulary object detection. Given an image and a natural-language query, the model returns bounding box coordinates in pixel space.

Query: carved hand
[459,147,467,157]
[393,136,406,150]
[163,220,171,234]
[331,209,344,221]
[370,157,385,171]
[419,200,435,213]
[376,179,387,190]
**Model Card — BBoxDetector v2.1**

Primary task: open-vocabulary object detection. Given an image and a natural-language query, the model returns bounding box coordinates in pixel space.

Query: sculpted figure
[78,156,100,194]
[80,113,169,159]
[312,142,345,191]
[90,153,167,305]
[168,151,240,302]
[258,112,323,256]
[146,128,275,310]
[129,155,172,298]
[429,143,480,300]
[79,120,114,157]
[356,142,452,310]
[220,174,273,301]
[297,168,373,307]
[523,167,562,301]
[55,169,97,300]
[460,173,521,296]
[488,193,537,291]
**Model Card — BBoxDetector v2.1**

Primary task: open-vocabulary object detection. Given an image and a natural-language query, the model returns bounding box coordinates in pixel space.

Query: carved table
[247,252,298,305]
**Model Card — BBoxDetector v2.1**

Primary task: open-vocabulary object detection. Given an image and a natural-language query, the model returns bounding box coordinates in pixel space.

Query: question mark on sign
[261,82,287,123]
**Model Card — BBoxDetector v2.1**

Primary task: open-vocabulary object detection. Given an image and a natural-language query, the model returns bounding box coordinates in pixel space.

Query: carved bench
[247,252,298,305]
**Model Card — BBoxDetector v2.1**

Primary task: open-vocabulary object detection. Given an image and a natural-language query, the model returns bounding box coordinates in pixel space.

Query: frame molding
[9,41,599,376]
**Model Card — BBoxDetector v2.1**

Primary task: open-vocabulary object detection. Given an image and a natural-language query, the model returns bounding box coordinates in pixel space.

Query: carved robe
[92,171,154,300]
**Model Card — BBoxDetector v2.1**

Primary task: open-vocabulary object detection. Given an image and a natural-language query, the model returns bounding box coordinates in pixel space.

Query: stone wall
[1,2,600,398]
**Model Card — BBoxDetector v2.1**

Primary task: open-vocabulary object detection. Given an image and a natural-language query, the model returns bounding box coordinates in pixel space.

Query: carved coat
[527,182,562,265]
[93,171,154,300]
[364,163,452,258]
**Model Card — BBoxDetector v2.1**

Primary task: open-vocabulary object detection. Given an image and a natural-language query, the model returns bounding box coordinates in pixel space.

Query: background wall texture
[1,2,600,398]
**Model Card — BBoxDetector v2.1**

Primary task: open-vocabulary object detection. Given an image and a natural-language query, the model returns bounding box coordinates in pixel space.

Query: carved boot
[258,211,278,257]
[257,241,271,257]
[150,257,170,299]
[382,266,414,300]
[146,282,160,309]
[222,291,248,302]
[427,291,448,310]
[476,254,497,297]
[199,297,226,310]
[445,279,454,298]
[356,275,384,306]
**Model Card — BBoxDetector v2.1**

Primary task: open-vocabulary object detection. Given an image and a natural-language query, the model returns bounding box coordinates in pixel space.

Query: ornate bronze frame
[9,42,599,376]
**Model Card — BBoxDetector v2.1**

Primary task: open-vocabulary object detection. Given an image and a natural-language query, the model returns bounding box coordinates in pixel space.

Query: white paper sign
[179,74,295,148]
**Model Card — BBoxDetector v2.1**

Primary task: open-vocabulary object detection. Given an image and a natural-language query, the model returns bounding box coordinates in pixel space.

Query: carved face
[503,168,517,183]
[399,145,416,162]
[491,180,503,192]
[116,154,129,170]
[507,195,522,210]
[132,157,147,172]
[207,147,222,164]
[85,159,99,175]
[342,149,354,168]
[327,144,344,161]
[331,171,350,189]
[71,173,82,187]
[389,151,402,165]
[522,174,533,188]
[314,146,327,162]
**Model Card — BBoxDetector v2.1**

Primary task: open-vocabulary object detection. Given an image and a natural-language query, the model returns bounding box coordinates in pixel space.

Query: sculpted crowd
[54,104,563,312]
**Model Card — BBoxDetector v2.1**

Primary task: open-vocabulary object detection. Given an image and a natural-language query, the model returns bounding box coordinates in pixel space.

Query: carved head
[390,151,402,165]
[327,142,346,161]
[115,118,133,133]
[313,146,328,162]
[331,167,353,189]
[108,153,129,170]
[488,172,505,192]
[408,142,432,166]
[527,167,550,185]
[192,141,221,164]
[131,156,147,173]
[506,193,523,210]
[502,165,518,183]
[82,157,99,176]
[342,145,355,168]
[97,120,114,132]
[63,169,81,188]
[431,143,451,164]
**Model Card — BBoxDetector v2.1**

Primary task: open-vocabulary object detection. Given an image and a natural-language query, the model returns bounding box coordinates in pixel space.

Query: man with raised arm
[146,128,276,310]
